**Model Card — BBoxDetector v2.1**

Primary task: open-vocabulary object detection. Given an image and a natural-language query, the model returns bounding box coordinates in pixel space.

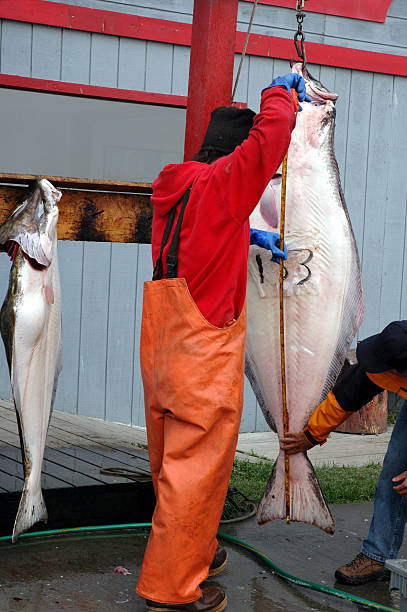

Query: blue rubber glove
[250,228,288,263]
[264,73,311,111]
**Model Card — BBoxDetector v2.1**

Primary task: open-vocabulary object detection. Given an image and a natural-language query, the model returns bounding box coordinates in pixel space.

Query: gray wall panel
[172,45,189,96]
[319,66,336,93]
[359,74,394,339]
[240,377,257,433]
[332,68,351,189]
[233,53,250,104]
[379,76,407,327]
[400,205,407,319]
[90,33,119,87]
[1,21,32,77]
[41,0,194,22]
[132,243,151,428]
[56,241,84,414]
[324,14,407,53]
[145,41,173,94]
[247,55,273,113]
[77,242,111,418]
[106,243,138,425]
[61,29,91,84]
[32,24,62,80]
[388,0,407,18]
[0,89,186,183]
[343,71,373,253]
[255,402,269,433]
[118,38,146,90]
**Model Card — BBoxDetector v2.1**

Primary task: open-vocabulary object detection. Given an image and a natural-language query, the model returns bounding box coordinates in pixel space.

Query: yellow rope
[280,90,299,523]
[279,152,290,522]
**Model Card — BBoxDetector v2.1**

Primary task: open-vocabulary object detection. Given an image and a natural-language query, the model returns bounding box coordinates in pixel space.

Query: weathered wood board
[0,400,154,535]
[0,174,153,244]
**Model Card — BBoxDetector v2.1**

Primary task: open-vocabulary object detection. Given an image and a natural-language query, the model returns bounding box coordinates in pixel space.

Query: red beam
[243,0,393,23]
[1,2,406,77]
[183,0,239,161]
[2,0,394,26]
[237,31,407,77]
[0,74,188,107]
[0,0,189,45]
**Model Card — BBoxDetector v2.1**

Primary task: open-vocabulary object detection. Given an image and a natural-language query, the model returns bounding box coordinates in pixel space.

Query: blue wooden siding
[0,0,406,431]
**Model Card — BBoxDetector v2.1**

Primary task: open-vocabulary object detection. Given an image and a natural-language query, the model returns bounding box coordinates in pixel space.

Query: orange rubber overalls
[136,189,246,605]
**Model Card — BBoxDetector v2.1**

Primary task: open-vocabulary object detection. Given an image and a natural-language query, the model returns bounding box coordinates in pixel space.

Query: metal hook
[294,0,307,67]
[294,32,307,65]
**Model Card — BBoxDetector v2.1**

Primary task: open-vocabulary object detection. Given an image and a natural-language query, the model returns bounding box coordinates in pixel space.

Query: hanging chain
[294,0,307,66]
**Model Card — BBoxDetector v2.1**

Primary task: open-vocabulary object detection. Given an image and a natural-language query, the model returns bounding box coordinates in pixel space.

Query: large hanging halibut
[0,179,62,541]
[246,64,364,534]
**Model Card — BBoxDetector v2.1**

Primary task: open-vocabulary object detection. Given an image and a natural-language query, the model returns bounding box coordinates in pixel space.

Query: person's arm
[209,76,307,224]
[280,364,382,454]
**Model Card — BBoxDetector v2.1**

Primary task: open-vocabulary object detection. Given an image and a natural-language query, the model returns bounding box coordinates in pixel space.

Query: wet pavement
[0,502,404,611]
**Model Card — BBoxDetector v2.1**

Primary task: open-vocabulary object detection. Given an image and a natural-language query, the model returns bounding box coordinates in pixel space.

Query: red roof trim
[0,74,188,107]
[0,74,248,108]
[243,0,393,23]
[236,31,407,77]
[1,1,406,77]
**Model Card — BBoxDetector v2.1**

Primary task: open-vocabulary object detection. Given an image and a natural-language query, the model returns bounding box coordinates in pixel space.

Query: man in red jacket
[136,73,309,612]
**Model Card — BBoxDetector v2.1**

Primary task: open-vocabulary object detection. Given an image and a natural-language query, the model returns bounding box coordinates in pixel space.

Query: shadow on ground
[0,502,403,611]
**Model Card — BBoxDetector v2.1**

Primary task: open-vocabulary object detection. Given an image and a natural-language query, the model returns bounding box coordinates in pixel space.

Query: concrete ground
[0,502,402,611]
[0,404,399,611]
[236,427,393,466]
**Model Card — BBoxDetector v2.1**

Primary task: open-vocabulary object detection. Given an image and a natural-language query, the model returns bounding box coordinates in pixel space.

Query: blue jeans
[362,399,407,562]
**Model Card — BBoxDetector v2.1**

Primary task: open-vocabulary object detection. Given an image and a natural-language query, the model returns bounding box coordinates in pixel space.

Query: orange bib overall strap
[137,190,246,605]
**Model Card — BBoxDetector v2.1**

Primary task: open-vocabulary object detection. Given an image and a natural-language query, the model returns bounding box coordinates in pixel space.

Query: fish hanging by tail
[246,64,364,534]
[0,178,63,542]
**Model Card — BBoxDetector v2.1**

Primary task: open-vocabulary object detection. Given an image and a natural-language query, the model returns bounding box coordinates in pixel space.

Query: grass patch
[229,460,382,505]
[388,408,398,424]
[315,462,381,504]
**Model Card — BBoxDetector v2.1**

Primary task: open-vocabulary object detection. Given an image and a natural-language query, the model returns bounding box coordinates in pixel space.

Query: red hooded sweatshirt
[151,87,296,328]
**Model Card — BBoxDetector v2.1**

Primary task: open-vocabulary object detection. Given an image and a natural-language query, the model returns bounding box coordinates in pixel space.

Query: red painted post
[183,0,239,161]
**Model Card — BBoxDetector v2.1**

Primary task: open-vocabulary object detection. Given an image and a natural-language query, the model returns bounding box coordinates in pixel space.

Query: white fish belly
[11,249,62,539]
[247,167,359,433]
[247,156,362,534]
[13,254,61,474]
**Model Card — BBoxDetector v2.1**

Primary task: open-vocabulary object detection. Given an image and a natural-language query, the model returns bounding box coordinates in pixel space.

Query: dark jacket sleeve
[303,364,382,445]
[333,364,383,412]
[209,87,296,223]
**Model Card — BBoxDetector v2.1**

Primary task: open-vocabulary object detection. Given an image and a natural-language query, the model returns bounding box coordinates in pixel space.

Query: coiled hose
[0,523,398,612]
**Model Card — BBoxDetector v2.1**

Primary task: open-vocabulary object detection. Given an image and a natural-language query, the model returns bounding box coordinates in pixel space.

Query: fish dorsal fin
[0,179,61,267]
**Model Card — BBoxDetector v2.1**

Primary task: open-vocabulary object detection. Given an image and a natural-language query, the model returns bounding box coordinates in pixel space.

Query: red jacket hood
[151,161,208,217]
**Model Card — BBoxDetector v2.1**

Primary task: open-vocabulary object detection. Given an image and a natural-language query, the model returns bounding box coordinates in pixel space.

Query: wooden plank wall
[0,0,406,432]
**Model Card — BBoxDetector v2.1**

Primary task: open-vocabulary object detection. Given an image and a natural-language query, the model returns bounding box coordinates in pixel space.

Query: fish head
[0,179,61,267]
[290,62,338,150]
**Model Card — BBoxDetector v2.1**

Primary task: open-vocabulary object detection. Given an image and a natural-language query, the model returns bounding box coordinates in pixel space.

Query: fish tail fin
[257,452,335,534]
[12,481,48,542]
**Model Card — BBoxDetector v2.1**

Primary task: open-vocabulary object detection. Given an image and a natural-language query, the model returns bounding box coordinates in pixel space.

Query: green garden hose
[0,523,398,612]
